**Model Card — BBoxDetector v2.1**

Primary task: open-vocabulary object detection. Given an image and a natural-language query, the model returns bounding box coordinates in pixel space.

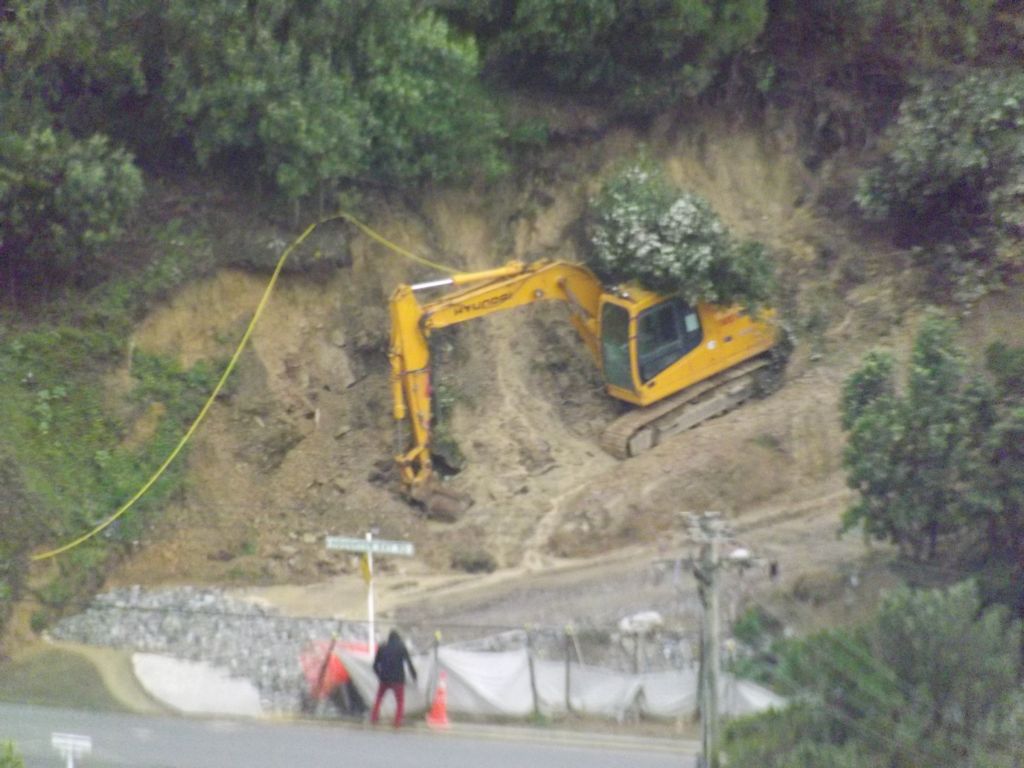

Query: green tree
[725,583,1023,767]
[359,13,507,183]
[976,345,1024,608]
[443,0,768,110]
[985,341,1024,402]
[0,742,24,768]
[159,0,505,193]
[839,350,895,430]
[586,159,775,309]
[1,2,146,291]
[855,71,1024,297]
[160,0,287,166]
[2,0,507,203]
[964,403,1024,617]
[0,0,146,136]
[840,312,971,559]
[841,314,1024,614]
[0,127,144,287]
[875,582,1021,753]
[768,0,996,75]
[258,54,369,202]
[724,702,868,768]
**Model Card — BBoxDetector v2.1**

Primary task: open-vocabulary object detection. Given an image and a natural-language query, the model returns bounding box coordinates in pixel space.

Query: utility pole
[691,513,725,768]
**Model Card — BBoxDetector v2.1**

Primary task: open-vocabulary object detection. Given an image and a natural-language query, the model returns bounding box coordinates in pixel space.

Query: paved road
[1,704,697,768]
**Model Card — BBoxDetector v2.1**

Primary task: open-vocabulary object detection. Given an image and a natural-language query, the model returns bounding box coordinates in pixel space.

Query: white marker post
[325,533,415,656]
[52,733,91,768]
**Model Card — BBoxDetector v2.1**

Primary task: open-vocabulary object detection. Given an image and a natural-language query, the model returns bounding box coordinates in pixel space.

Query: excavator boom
[388,261,604,514]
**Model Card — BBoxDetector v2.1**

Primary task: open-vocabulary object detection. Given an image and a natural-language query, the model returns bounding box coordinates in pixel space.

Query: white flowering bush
[586,161,774,308]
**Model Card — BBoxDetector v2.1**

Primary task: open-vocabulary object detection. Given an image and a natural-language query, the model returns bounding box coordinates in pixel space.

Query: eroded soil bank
[98,109,1021,637]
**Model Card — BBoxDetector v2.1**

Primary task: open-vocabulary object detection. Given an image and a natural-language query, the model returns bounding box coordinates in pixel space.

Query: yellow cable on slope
[336,210,459,274]
[31,210,457,561]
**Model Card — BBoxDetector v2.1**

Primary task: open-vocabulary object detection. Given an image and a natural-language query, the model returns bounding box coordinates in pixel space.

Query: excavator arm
[388,260,604,509]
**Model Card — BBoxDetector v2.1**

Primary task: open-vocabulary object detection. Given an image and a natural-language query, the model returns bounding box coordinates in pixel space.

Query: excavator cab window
[600,303,633,392]
[637,298,703,383]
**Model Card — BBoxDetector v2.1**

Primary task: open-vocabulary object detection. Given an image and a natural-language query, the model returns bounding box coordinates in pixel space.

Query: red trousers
[370,682,406,727]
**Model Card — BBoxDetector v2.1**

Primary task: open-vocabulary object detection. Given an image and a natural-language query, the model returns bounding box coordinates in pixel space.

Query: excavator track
[600,357,773,459]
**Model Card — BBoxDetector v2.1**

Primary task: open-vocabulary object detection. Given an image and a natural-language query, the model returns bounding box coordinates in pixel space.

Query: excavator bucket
[408,481,473,522]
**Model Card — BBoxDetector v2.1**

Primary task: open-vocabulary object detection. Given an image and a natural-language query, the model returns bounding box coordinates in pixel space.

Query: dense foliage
[0,128,144,285]
[840,312,1024,611]
[756,0,1008,148]
[0,0,148,285]
[442,0,768,109]
[586,160,775,308]
[0,0,146,136]
[158,1,506,192]
[0,743,24,768]
[0,0,507,203]
[840,313,967,559]
[725,582,1024,767]
[856,71,1024,298]
[769,0,997,76]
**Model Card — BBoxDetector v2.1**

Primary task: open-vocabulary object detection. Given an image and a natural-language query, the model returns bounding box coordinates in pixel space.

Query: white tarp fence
[337,646,783,722]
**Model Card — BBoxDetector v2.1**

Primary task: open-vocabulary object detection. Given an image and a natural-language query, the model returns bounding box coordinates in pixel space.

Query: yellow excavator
[388,260,785,516]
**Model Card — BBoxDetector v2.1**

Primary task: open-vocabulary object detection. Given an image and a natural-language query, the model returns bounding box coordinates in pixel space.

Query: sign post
[325,533,415,654]
[366,531,375,657]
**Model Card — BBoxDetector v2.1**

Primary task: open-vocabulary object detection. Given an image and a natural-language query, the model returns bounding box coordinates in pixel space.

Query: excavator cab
[601,296,704,393]
[598,287,776,409]
[635,298,704,382]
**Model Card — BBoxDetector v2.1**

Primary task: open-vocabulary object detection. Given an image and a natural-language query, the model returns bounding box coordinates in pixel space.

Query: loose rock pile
[50,586,358,713]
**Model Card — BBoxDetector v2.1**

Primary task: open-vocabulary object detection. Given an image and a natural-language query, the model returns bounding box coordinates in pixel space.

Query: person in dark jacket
[370,629,418,727]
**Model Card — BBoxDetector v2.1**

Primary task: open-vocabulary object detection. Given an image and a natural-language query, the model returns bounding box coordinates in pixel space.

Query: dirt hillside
[104,109,1022,629]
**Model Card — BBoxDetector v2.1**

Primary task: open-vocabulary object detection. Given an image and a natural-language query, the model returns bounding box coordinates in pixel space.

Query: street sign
[325,536,414,556]
[327,532,414,654]
[52,732,92,768]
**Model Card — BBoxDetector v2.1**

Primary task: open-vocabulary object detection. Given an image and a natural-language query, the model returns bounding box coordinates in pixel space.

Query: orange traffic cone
[425,671,450,729]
